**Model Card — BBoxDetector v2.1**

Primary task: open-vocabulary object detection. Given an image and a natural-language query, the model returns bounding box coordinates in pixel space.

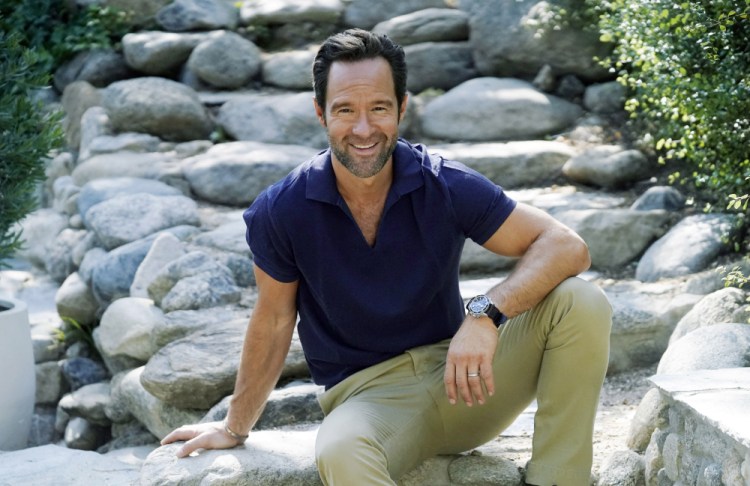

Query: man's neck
[332,158,394,204]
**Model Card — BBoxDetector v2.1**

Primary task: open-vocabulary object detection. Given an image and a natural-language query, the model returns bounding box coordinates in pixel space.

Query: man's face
[314,57,407,179]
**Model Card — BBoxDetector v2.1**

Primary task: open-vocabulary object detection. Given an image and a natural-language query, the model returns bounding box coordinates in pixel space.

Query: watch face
[468,295,490,315]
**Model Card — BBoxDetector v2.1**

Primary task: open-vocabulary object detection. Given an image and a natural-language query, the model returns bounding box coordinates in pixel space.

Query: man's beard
[330,136,399,179]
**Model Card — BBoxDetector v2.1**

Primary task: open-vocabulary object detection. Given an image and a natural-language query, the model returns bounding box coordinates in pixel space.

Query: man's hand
[444,317,498,407]
[161,421,244,458]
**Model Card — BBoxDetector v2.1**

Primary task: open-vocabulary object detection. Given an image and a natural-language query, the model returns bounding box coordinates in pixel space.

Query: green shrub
[595,0,750,204]
[0,0,131,72]
[0,31,64,266]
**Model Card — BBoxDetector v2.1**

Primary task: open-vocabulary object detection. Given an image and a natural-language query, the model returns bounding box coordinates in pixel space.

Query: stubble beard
[330,135,399,179]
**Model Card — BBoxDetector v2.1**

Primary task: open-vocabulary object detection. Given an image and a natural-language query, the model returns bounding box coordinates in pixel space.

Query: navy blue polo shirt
[244,139,516,388]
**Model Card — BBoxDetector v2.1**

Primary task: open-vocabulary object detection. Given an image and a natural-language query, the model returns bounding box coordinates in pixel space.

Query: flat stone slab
[650,367,750,448]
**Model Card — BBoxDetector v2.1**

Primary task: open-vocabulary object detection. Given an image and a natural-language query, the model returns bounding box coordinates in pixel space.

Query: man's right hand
[160,421,245,458]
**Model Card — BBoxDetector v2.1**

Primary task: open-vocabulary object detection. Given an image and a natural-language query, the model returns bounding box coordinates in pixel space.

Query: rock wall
[9,0,750,483]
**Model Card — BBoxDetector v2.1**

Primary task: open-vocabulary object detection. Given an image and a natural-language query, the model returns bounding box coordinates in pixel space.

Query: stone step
[647,368,750,485]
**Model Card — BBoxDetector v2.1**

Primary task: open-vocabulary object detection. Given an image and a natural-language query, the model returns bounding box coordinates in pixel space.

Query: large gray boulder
[657,323,750,374]
[0,444,141,486]
[262,48,316,90]
[240,0,343,25]
[108,367,203,439]
[343,0,448,29]
[43,228,89,282]
[146,251,242,311]
[122,31,217,75]
[604,280,701,374]
[154,305,251,349]
[635,214,741,282]
[130,232,187,299]
[61,81,103,149]
[668,287,747,345]
[84,194,200,250]
[553,209,671,270]
[102,77,213,141]
[182,141,319,206]
[140,319,248,408]
[217,92,327,148]
[77,177,183,224]
[156,0,239,32]
[459,0,610,80]
[94,297,164,362]
[432,141,574,188]
[53,49,133,92]
[71,152,182,189]
[55,272,99,327]
[58,382,112,426]
[404,42,477,93]
[562,145,652,189]
[421,78,582,141]
[373,8,469,45]
[140,426,322,486]
[187,31,262,89]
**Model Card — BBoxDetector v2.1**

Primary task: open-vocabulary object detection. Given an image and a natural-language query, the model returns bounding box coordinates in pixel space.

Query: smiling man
[161,29,613,486]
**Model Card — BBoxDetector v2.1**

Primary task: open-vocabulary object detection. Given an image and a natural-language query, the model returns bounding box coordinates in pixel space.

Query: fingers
[444,357,495,407]
[161,425,198,445]
[161,422,241,458]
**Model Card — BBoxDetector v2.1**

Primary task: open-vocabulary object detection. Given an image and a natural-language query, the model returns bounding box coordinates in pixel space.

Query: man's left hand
[444,317,498,406]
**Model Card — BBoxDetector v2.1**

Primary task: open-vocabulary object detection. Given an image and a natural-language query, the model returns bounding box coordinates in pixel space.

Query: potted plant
[0,30,64,450]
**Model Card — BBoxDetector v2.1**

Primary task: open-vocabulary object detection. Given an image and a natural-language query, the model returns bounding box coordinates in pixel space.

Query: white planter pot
[0,296,36,451]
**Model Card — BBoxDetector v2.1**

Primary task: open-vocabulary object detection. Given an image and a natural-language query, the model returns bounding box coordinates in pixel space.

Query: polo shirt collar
[306,138,425,205]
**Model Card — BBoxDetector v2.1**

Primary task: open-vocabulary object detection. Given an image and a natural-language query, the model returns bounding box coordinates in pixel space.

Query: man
[162,29,612,486]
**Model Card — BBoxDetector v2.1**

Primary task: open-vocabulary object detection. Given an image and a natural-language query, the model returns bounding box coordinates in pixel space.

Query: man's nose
[352,112,373,136]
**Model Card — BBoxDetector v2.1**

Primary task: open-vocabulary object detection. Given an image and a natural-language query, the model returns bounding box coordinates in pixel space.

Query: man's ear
[313,97,327,127]
[398,93,409,123]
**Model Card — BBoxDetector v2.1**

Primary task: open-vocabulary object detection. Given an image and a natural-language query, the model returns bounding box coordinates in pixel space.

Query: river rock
[58,382,111,426]
[55,272,99,326]
[130,232,187,298]
[86,133,164,158]
[101,77,213,141]
[140,319,247,408]
[583,81,626,114]
[61,81,103,149]
[13,209,69,268]
[217,92,327,148]
[635,214,740,282]
[603,280,701,373]
[187,31,262,89]
[433,141,574,188]
[53,49,133,93]
[240,0,344,25]
[156,0,239,32]
[668,287,747,345]
[552,209,670,270]
[190,217,248,255]
[60,357,109,392]
[404,42,477,93]
[95,298,164,362]
[108,367,203,439]
[139,426,322,486]
[631,186,686,212]
[84,193,200,250]
[262,48,316,90]
[52,176,80,216]
[44,228,89,282]
[421,78,582,141]
[35,362,67,405]
[459,0,610,80]
[627,388,669,453]
[122,31,218,75]
[79,106,113,161]
[448,454,522,485]
[154,305,251,348]
[182,141,318,206]
[77,177,183,224]
[562,146,651,189]
[71,151,183,189]
[146,251,241,311]
[373,8,469,45]
[343,0,447,29]
[90,238,154,305]
[657,323,750,374]
[597,449,645,486]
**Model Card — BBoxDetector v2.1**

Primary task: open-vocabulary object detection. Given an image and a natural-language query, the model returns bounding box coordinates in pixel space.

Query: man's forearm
[225,312,296,435]
[489,226,590,318]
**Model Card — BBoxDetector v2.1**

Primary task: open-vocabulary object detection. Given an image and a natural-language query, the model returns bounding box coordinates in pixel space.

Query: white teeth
[353,143,376,149]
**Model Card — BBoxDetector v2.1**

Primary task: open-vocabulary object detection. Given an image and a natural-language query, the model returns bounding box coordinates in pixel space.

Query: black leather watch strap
[486,304,508,327]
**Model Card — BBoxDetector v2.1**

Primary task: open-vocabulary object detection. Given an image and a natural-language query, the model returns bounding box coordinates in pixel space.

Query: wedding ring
[467,372,480,377]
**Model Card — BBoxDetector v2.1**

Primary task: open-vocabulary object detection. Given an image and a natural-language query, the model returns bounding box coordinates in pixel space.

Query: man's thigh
[316,352,445,479]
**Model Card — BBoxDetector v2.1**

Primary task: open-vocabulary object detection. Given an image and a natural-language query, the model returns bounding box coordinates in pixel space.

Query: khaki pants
[315,277,612,486]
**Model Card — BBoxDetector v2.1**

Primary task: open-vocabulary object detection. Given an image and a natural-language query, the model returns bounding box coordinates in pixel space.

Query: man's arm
[445,202,590,407]
[161,264,299,457]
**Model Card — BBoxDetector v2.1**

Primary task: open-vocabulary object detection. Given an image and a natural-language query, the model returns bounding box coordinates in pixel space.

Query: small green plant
[56,317,102,360]
[0,31,64,266]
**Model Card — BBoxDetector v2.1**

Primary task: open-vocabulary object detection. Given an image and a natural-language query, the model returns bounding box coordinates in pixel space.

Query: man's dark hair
[313,28,407,116]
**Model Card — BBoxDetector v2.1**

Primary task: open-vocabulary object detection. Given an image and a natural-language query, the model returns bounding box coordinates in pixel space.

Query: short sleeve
[442,160,517,245]
[243,190,300,282]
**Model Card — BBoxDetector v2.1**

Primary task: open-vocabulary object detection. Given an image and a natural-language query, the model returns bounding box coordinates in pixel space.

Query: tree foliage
[595,0,750,205]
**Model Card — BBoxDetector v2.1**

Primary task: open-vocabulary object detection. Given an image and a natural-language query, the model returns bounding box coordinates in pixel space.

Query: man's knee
[315,413,388,476]
[544,277,612,343]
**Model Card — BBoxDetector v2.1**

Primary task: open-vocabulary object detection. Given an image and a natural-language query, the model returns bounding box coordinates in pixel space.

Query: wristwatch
[466,294,507,327]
